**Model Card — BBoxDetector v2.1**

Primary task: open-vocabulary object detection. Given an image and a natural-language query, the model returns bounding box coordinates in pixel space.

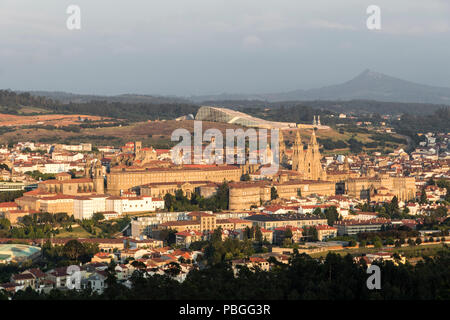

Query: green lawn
[309,243,447,259]
[54,226,98,238]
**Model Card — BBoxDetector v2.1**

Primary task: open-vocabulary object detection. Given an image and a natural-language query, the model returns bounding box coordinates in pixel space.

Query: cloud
[242,35,263,47]
[307,19,356,31]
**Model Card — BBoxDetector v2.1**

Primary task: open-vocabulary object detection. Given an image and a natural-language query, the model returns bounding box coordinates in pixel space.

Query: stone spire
[295,129,302,146]
[279,130,286,155]
[344,156,350,172]
[309,129,318,147]
[292,130,304,172]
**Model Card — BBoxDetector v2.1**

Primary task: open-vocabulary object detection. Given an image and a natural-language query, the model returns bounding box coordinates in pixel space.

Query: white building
[73,196,108,220]
[51,152,84,162]
[106,196,164,215]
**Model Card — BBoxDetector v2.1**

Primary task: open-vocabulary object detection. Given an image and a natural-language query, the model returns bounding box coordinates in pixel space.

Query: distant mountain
[191,69,450,105]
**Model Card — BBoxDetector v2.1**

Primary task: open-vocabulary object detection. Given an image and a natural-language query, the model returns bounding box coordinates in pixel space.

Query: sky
[0,0,450,96]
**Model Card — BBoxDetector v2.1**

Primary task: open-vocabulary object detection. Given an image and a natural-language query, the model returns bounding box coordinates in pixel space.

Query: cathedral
[290,129,327,181]
[111,141,158,167]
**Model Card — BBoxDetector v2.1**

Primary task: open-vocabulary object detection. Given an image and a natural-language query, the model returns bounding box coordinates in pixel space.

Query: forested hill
[46,101,199,121]
[0,90,58,113]
[0,90,199,121]
[394,107,450,136]
[202,99,447,116]
[21,91,190,104]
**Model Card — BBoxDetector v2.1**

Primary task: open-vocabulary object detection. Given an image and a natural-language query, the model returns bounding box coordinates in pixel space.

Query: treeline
[8,247,450,300]
[206,99,445,116]
[164,182,229,212]
[0,190,24,203]
[395,107,450,135]
[0,90,199,121]
[0,212,75,239]
[45,101,199,121]
[0,90,58,114]
[242,104,334,124]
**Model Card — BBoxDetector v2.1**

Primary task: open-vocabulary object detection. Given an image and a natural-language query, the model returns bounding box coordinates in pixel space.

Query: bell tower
[292,130,304,172]
[93,160,104,194]
[304,129,326,180]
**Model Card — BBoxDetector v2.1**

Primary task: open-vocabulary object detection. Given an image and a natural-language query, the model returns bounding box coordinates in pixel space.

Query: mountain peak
[356,69,386,80]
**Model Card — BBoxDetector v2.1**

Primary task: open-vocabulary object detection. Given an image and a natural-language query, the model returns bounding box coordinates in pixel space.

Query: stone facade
[346,175,416,201]
[228,179,336,211]
[107,165,241,195]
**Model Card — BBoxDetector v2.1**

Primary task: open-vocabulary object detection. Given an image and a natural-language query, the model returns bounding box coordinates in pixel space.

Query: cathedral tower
[93,160,104,194]
[304,130,322,180]
[292,130,304,172]
[293,129,326,180]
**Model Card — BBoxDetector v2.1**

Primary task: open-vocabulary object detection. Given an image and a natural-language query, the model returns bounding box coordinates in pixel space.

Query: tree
[0,218,10,230]
[284,228,293,240]
[92,212,105,223]
[390,196,400,214]
[373,236,383,248]
[254,226,263,243]
[165,262,182,277]
[131,261,146,269]
[164,193,175,211]
[324,206,340,226]
[312,207,322,216]
[215,182,230,210]
[159,228,178,245]
[270,187,278,200]
[63,240,85,261]
[419,189,427,204]
[240,173,250,181]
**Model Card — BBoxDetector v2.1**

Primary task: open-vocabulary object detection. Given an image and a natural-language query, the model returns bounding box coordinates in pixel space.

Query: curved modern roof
[195,106,297,129]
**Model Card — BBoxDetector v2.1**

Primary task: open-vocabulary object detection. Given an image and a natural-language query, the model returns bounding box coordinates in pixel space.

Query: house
[365,252,406,266]
[231,257,270,275]
[260,228,274,244]
[120,249,149,261]
[126,237,164,249]
[82,271,107,293]
[21,268,51,292]
[10,273,36,289]
[248,257,270,271]
[273,226,303,244]
[115,264,133,281]
[91,252,115,264]
[406,203,420,215]
[263,205,295,215]
[315,225,337,241]
[175,230,203,248]
[0,282,24,294]
[46,267,70,288]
